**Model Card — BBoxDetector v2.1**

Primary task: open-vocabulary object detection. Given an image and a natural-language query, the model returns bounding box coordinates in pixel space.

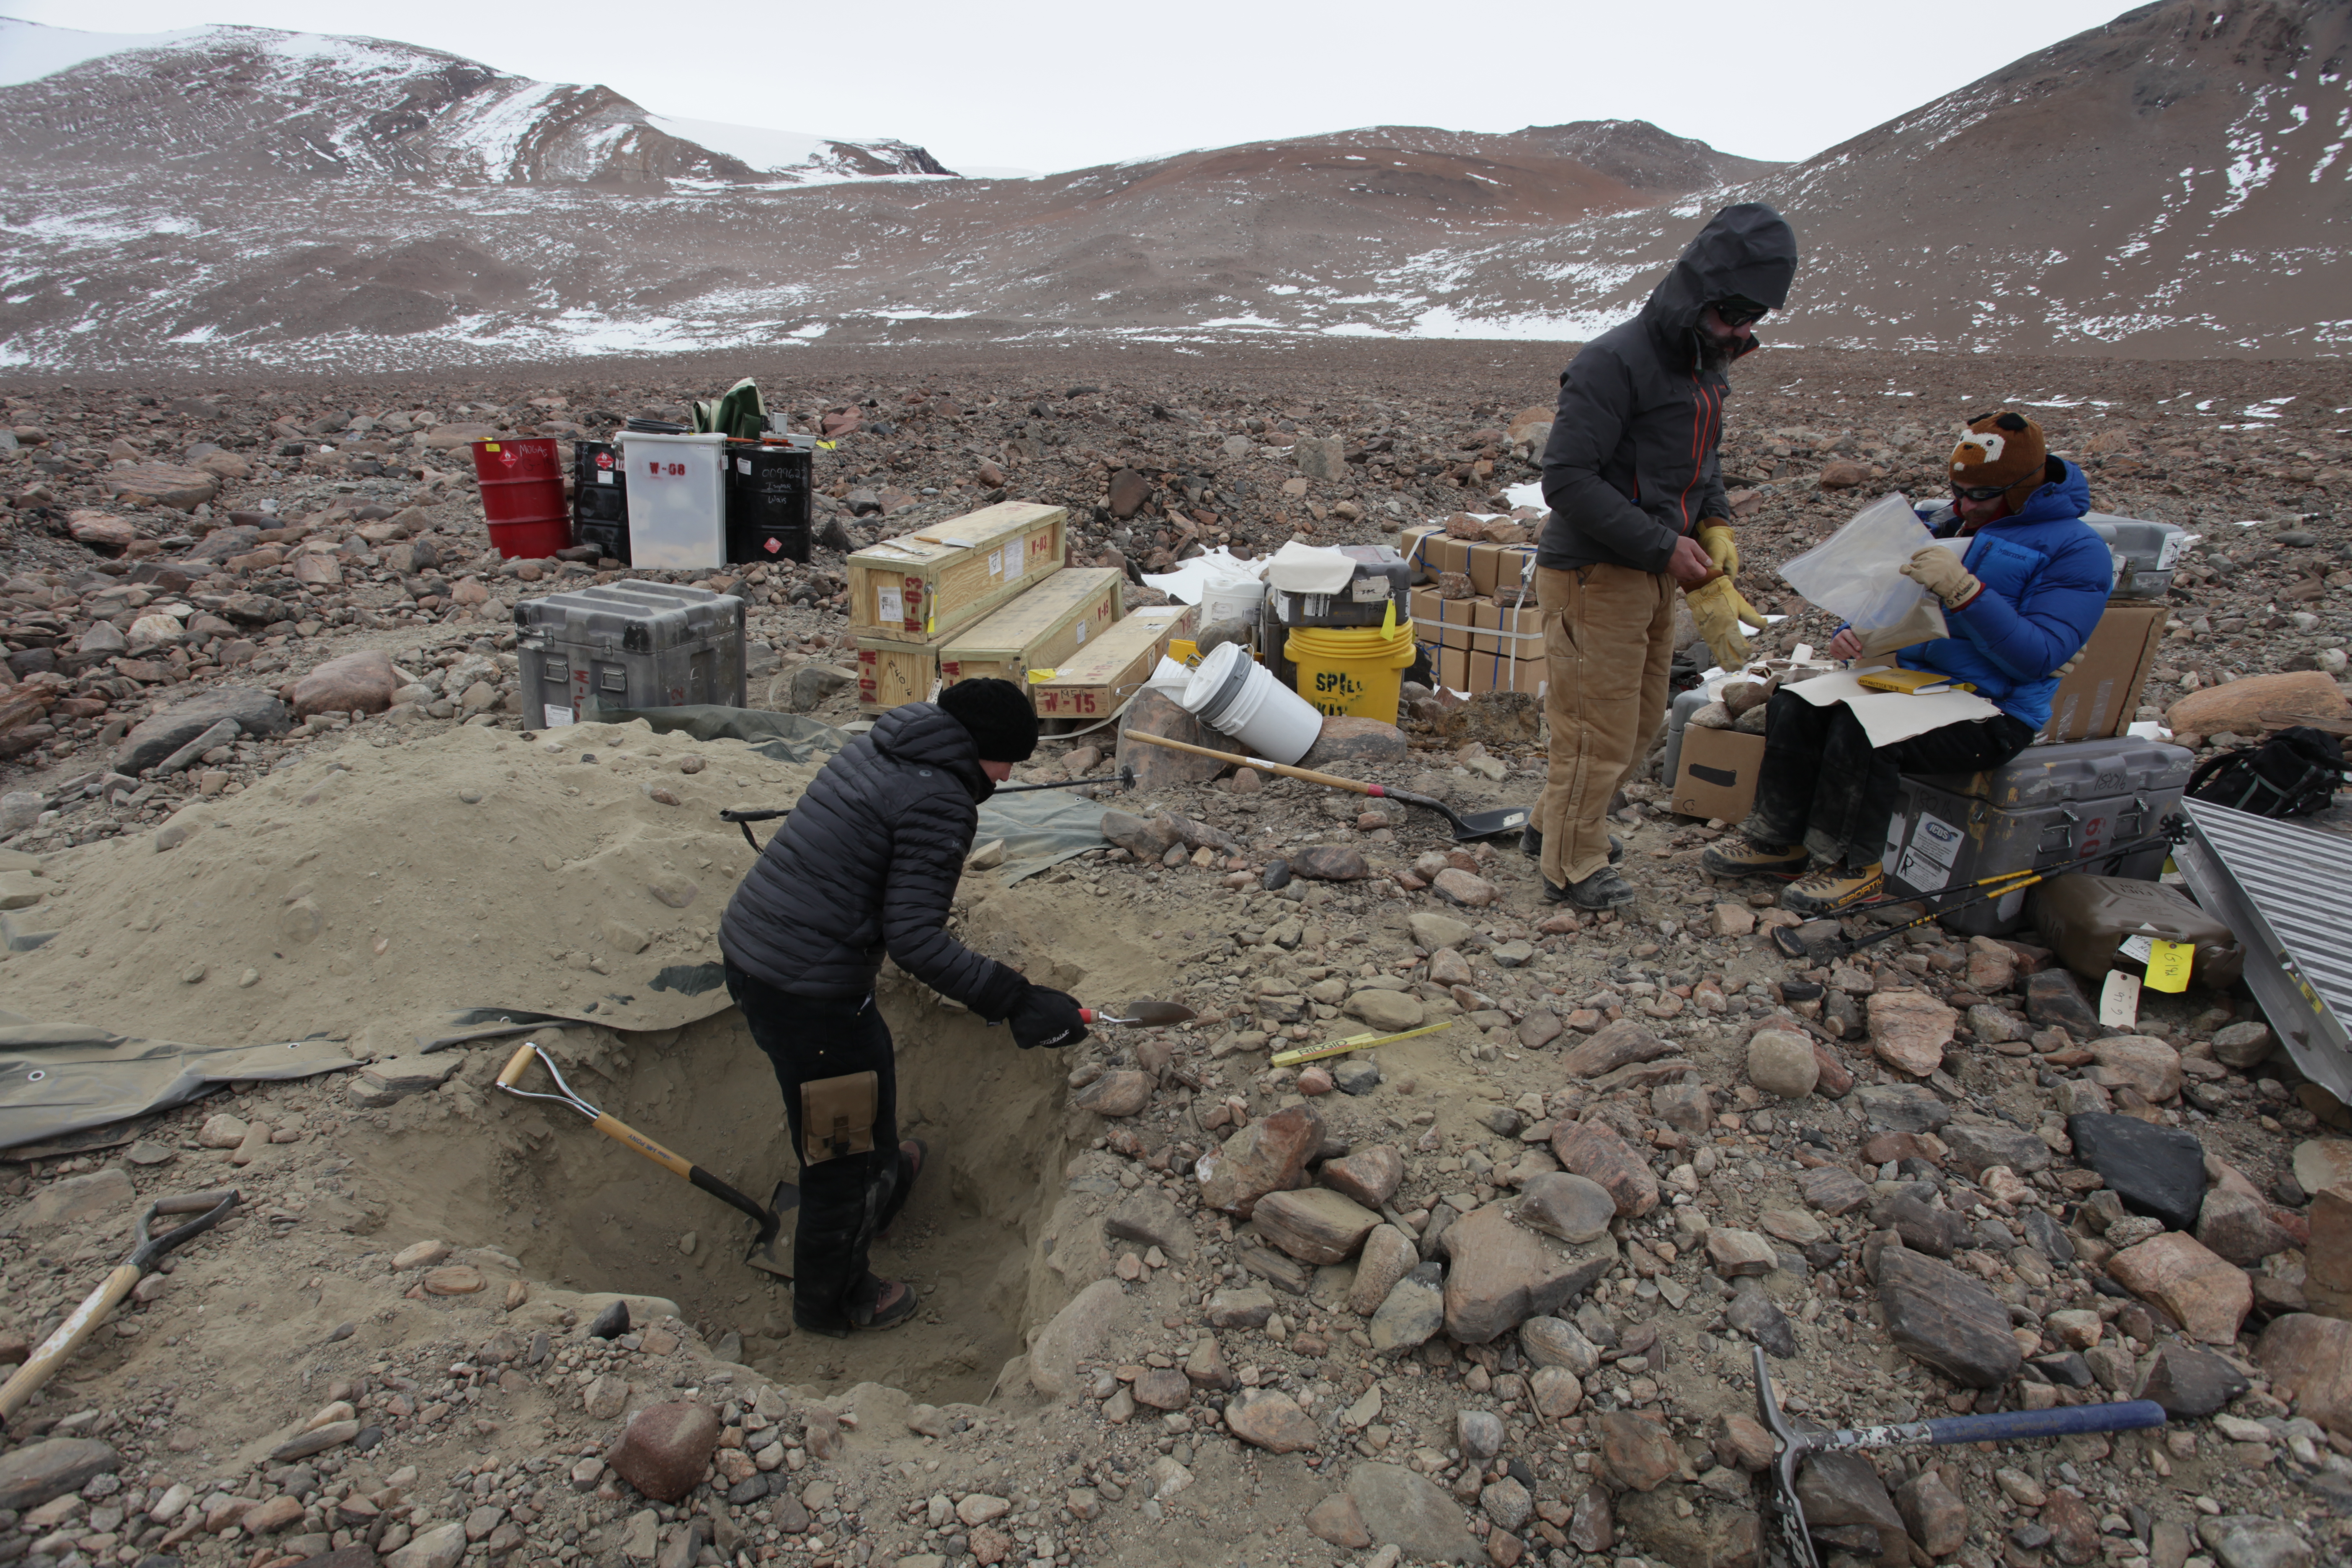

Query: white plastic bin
[619,431,727,570]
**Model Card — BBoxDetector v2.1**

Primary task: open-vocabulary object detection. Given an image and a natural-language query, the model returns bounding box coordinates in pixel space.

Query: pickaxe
[1753,1347,2166,1568]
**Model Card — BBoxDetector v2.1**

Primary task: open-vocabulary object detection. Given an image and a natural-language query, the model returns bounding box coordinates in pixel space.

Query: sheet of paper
[1783,669,2005,747]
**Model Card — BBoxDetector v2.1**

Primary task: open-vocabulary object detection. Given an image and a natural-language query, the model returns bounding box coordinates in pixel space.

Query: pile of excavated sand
[3,718,823,1055]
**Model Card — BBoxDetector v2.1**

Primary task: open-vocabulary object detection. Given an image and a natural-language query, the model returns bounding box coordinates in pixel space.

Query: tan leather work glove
[1695,520,1738,578]
[1686,575,1769,671]
[1901,545,1984,610]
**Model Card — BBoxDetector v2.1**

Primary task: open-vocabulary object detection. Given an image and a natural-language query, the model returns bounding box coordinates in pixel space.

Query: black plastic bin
[575,440,627,523]
[573,441,630,563]
[725,443,812,564]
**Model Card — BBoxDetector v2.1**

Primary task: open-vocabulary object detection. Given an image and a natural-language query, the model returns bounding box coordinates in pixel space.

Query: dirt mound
[4,717,820,1050]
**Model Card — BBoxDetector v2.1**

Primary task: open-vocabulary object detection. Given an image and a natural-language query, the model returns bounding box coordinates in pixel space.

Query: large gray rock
[114,686,290,773]
[1437,1205,1615,1344]
[16,1166,136,1228]
[1026,1278,1125,1399]
[0,1438,120,1511]
[2197,1516,2316,1568]
[1875,1246,2022,1388]
[1345,1464,1482,1563]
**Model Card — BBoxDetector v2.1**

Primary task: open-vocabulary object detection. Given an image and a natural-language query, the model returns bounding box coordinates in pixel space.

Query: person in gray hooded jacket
[1530,201,1799,911]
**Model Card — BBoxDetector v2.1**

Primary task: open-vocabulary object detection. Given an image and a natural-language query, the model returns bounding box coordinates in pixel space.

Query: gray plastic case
[2081,512,2186,600]
[514,581,746,727]
[1884,738,2194,935]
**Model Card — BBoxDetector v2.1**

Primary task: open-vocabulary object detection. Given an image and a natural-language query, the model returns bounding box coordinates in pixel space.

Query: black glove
[1009,986,1089,1050]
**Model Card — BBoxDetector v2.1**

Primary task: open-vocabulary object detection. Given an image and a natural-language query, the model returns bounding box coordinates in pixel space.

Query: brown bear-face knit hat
[1950,410,2050,514]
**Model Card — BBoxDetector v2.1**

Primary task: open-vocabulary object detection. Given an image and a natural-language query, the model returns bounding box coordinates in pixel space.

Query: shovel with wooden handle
[495,1042,795,1280]
[0,1189,241,1431]
[1122,730,1530,841]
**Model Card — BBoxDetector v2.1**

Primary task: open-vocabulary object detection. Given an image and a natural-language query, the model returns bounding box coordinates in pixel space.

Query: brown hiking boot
[1778,861,1885,917]
[1699,836,1808,879]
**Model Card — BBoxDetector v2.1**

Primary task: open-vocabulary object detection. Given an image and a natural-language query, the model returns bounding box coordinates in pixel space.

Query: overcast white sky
[4,0,2140,173]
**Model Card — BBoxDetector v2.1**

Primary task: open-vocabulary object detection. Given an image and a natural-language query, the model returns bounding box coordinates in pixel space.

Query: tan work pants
[1534,564,1676,888]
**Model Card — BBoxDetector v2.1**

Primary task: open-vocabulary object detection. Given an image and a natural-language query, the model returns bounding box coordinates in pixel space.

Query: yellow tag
[1026,668,1056,683]
[2145,938,2195,993]
[482,441,500,451]
[818,440,838,450]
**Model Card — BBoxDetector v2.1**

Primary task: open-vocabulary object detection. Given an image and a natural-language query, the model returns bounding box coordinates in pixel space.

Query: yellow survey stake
[1271,1021,1448,1068]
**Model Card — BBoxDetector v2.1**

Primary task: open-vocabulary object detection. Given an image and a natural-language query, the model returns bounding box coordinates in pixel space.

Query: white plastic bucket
[1201,575,1267,627]
[1179,641,1322,766]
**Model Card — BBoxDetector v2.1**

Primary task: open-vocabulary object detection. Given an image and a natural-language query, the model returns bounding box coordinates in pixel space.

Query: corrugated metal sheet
[2177,799,2352,1103]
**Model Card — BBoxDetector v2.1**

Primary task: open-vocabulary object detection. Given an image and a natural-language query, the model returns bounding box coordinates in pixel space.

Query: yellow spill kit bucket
[1284,609,1417,721]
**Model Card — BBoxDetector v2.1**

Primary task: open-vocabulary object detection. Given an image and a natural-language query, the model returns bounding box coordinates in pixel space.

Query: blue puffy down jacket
[1904,461,2113,729]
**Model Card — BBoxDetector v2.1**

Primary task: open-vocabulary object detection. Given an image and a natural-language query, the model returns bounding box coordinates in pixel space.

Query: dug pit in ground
[351,995,1096,1406]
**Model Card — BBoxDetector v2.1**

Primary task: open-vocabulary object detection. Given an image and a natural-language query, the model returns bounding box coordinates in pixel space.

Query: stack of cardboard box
[1403,526,1547,697]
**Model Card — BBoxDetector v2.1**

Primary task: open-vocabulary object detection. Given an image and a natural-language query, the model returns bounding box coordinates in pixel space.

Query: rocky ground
[3,340,2352,1568]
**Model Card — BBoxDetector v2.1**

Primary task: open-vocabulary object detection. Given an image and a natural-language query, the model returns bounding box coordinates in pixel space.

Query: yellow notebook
[1857,666,1975,696]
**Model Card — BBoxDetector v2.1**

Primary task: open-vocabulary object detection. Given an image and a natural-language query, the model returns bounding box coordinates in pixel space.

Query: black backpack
[2187,725,2348,818]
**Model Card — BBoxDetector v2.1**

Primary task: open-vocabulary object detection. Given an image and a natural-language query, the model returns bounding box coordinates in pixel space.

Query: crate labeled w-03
[515,582,746,728]
[1883,736,2193,936]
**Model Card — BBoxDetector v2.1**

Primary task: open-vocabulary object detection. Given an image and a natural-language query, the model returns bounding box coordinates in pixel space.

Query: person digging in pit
[1529,201,1800,914]
[1700,411,2112,914]
[717,677,1089,1335]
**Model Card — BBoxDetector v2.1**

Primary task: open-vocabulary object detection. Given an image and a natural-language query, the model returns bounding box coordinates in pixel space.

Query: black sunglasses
[1711,297,1769,328]
[1951,480,2013,502]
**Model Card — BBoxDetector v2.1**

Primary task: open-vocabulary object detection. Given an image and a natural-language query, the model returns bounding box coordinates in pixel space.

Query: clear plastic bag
[1777,491,1959,632]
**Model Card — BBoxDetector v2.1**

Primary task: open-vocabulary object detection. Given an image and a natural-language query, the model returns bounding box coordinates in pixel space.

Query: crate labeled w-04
[515,582,746,727]
[1883,736,2194,936]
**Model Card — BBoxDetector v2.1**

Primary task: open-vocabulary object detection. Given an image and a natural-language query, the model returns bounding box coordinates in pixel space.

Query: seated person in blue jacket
[1701,411,2112,915]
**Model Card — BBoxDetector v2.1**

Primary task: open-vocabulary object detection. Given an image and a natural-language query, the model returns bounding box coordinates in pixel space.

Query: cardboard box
[940,567,1123,689]
[1030,605,1195,724]
[847,501,1067,645]
[1406,531,1473,580]
[1442,644,1547,697]
[1411,587,1480,650]
[1402,527,1461,582]
[1672,725,1768,822]
[1473,598,1545,658]
[2037,600,2168,744]
[1468,542,1539,598]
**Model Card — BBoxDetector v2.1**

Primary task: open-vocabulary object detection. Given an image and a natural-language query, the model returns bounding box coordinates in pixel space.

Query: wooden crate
[855,628,954,712]
[941,568,1124,689]
[847,502,1068,646]
[1031,605,1197,727]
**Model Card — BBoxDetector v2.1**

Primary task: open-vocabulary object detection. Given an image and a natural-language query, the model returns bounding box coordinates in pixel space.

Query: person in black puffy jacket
[718,677,1088,1334]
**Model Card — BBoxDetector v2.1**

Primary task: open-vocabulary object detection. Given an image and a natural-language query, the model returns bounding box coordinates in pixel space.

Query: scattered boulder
[1548,1119,1659,1218]
[2107,1232,2251,1344]
[1345,1463,1481,1563]
[1252,1188,1380,1265]
[1746,1029,1819,1098]
[1436,1204,1616,1344]
[1198,1104,1322,1218]
[1875,1246,2022,1387]
[2068,1114,2207,1231]
[1867,990,1955,1075]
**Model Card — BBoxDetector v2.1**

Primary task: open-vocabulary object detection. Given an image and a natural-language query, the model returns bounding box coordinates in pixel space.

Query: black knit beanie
[938,677,1038,763]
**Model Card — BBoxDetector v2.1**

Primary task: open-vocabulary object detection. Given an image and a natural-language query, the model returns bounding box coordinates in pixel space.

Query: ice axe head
[1754,1346,1823,1568]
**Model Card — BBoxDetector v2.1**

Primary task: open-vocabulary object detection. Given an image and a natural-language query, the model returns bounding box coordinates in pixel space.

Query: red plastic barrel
[471,437,570,559]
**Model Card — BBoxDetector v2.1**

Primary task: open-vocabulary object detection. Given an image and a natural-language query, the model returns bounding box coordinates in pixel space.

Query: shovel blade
[1447,805,1532,842]
[743,1180,798,1280]
[1120,1001,1195,1026]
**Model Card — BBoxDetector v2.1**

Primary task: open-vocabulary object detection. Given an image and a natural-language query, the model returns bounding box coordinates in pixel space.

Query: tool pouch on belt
[800,1072,878,1166]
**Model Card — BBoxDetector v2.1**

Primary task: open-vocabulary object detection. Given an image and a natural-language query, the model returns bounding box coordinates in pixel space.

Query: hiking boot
[1520,824,1624,864]
[1700,836,1809,879]
[1544,864,1638,910]
[1779,861,1885,917]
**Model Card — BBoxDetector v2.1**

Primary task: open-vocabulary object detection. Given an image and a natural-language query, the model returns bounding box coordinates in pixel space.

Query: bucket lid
[1181,640,1253,722]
